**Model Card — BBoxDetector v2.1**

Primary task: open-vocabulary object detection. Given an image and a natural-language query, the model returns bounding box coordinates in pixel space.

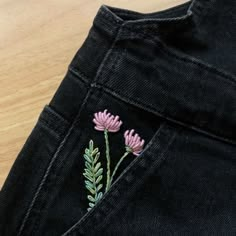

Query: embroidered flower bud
[124,129,145,156]
[93,109,122,132]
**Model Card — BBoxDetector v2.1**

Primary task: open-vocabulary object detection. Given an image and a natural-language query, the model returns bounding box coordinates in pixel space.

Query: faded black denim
[0,0,236,235]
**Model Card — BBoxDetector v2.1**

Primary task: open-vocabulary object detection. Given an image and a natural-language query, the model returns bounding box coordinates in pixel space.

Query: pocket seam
[38,105,71,138]
[16,87,92,235]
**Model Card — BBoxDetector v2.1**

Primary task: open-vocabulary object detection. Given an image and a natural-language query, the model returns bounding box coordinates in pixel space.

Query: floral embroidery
[93,109,122,132]
[93,109,122,193]
[124,129,145,156]
[83,109,145,211]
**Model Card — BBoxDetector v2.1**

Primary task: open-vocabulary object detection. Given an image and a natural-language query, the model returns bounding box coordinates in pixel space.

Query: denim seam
[39,107,70,135]
[42,105,70,124]
[62,122,179,235]
[38,120,67,140]
[94,84,236,146]
[100,0,208,26]
[99,8,123,25]
[117,0,213,27]
[17,21,125,235]
[87,24,125,89]
[68,67,91,84]
[102,47,127,87]
[30,88,95,235]
[122,26,236,86]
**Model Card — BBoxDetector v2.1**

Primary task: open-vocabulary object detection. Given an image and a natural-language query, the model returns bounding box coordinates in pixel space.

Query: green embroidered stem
[83,140,103,211]
[104,129,111,193]
[109,150,131,187]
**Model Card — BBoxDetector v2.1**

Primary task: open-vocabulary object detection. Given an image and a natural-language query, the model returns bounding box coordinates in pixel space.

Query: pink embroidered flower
[124,129,145,156]
[93,109,122,132]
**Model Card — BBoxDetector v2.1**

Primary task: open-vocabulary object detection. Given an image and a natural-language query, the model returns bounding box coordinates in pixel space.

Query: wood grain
[0,0,188,189]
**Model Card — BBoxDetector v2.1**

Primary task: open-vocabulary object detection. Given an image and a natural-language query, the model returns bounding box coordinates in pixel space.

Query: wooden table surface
[0,0,187,189]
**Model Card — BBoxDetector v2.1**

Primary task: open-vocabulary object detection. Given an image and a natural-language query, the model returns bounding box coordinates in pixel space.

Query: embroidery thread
[83,109,145,211]
[83,140,103,211]
[93,109,122,192]
[110,129,145,185]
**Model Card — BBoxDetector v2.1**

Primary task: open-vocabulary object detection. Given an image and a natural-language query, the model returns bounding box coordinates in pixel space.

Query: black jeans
[1,0,236,235]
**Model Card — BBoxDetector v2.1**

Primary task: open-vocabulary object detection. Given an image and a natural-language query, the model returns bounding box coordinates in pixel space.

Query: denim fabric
[0,0,236,235]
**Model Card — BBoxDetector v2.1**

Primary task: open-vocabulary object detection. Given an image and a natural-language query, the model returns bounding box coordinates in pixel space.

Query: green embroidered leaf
[85,180,94,189]
[83,173,93,182]
[95,168,103,178]
[96,192,103,201]
[84,168,93,176]
[95,175,103,184]
[83,140,104,212]
[84,154,92,163]
[94,162,101,173]
[85,162,92,170]
[89,140,94,151]
[85,185,95,195]
[87,195,96,202]
[97,184,103,191]
[92,147,99,156]
[94,152,100,163]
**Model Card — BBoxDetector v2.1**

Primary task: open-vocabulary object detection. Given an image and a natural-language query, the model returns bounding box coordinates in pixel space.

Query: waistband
[69,0,236,145]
